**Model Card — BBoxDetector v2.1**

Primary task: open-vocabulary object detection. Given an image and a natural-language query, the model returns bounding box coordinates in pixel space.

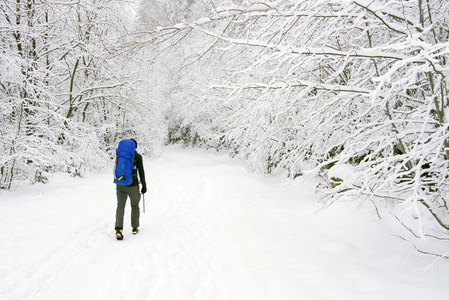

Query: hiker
[114,138,147,240]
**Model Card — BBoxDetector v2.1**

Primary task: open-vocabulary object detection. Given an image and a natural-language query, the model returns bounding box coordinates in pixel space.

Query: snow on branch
[210,80,373,94]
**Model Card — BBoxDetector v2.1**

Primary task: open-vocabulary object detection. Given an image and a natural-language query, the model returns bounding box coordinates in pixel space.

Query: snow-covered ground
[1,145,448,300]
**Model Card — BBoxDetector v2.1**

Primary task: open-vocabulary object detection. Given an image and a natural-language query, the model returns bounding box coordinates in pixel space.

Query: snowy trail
[1,145,449,300]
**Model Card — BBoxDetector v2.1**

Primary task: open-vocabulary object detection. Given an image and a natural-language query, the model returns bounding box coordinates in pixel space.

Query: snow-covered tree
[0,0,164,189]
[126,0,449,251]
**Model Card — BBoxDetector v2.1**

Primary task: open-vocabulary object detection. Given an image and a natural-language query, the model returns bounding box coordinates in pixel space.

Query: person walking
[114,138,147,240]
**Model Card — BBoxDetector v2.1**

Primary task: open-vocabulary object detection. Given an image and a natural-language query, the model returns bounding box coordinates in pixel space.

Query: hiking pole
[139,179,146,214]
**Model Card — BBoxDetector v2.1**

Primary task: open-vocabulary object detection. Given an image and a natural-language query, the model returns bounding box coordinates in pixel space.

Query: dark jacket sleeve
[136,152,146,185]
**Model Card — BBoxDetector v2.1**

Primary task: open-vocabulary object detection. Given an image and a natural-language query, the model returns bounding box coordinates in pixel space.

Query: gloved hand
[141,184,147,194]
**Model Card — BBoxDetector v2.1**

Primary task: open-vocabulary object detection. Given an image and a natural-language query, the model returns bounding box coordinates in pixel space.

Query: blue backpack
[114,139,136,186]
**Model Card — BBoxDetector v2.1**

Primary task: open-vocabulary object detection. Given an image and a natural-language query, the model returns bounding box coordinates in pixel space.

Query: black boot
[116,228,123,240]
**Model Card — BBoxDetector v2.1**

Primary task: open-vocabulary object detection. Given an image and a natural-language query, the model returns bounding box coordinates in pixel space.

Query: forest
[1,0,449,255]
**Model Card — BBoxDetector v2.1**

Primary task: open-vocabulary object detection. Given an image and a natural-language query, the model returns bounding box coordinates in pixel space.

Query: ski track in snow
[0,145,448,300]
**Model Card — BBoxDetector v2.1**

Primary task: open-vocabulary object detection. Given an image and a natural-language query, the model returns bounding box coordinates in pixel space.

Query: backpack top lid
[116,139,136,157]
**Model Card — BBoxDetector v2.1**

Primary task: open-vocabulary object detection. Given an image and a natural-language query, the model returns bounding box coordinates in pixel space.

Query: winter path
[0,145,448,300]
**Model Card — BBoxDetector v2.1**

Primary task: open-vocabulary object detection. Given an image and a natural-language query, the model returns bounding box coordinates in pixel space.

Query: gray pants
[115,185,140,229]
